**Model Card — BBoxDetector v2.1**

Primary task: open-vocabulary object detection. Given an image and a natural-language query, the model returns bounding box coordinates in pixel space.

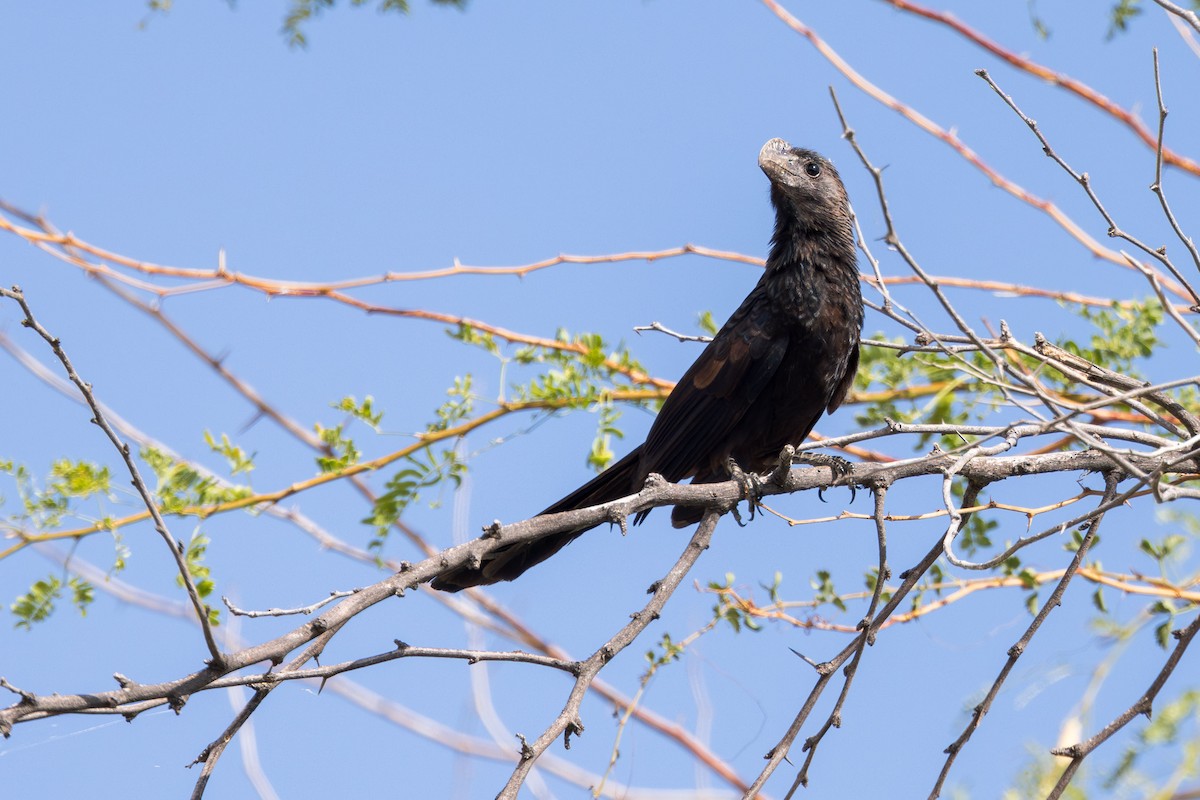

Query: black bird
[432,139,863,592]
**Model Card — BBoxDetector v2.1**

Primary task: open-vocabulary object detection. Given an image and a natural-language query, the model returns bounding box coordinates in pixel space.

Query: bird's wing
[639,285,788,481]
[826,342,860,414]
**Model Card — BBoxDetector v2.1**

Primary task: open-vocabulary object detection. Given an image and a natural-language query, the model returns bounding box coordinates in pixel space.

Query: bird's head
[758,138,851,231]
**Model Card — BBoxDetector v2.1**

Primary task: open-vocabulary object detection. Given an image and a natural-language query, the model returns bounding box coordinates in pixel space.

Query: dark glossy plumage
[431,139,863,591]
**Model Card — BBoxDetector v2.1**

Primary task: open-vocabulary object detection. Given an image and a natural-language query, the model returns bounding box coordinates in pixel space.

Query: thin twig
[0,285,224,667]
[496,509,723,798]
[1046,610,1200,798]
[928,473,1120,798]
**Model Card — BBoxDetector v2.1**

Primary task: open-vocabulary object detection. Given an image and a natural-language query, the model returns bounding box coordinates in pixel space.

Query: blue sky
[1,2,1197,798]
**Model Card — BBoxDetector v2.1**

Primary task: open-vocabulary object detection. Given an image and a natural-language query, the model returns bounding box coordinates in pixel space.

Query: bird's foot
[793,452,856,503]
[726,457,764,525]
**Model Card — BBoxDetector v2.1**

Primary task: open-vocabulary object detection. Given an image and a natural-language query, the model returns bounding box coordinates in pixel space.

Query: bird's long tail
[429,446,644,591]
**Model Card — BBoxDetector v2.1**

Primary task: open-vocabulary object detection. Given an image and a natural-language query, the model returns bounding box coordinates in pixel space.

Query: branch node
[564,718,584,750]
[515,733,535,760]
[167,693,188,714]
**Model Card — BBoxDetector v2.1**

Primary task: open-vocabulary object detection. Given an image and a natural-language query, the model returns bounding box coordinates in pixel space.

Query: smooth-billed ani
[431,138,862,592]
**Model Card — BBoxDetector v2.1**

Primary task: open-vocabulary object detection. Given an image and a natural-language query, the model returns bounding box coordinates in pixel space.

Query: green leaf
[333,395,384,429]
[11,576,62,629]
[204,431,255,476]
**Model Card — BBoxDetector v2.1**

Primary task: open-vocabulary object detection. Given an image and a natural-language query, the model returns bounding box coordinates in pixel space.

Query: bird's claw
[794,452,856,503]
[726,457,764,523]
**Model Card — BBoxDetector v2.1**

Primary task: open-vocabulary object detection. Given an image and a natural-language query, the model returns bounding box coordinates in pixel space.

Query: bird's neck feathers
[766,193,856,276]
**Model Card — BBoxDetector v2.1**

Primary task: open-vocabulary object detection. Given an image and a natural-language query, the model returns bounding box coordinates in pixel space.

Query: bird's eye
[804,161,822,178]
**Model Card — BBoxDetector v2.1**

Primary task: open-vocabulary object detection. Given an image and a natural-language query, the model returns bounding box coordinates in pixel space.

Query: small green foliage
[697,310,719,337]
[315,423,361,473]
[852,337,996,451]
[1027,0,1051,40]
[317,394,388,472]
[1064,528,1100,553]
[1107,0,1143,38]
[141,447,254,512]
[1139,534,1187,568]
[587,404,623,472]
[11,574,94,629]
[1061,298,1162,377]
[363,446,466,549]
[178,530,216,605]
[334,395,384,429]
[456,323,656,470]
[429,376,474,433]
[450,322,500,356]
[928,562,945,593]
[49,459,113,499]
[111,531,131,574]
[1016,567,1038,589]
[955,485,999,556]
[1092,586,1107,614]
[1,458,114,528]
[204,431,255,476]
[279,0,468,48]
[810,569,847,613]
[707,573,762,633]
[762,571,784,604]
[1150,599,1180,649]
[644,633,685,669]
